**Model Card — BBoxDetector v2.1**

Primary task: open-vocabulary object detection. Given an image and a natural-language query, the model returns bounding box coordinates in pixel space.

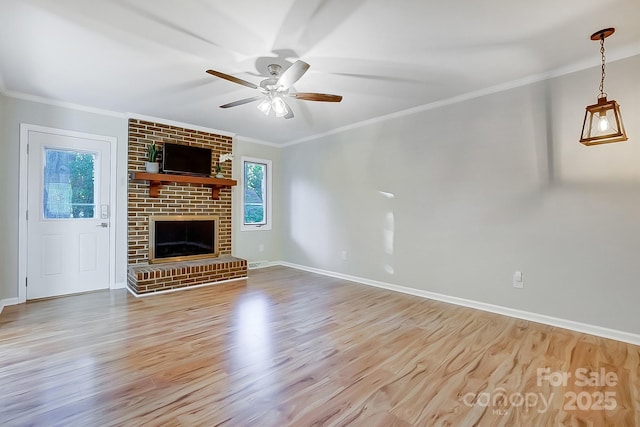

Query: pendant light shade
[580,96,627,145]
[579,28,628,146]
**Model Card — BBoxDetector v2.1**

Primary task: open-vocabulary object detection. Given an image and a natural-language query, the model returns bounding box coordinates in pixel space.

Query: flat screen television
[162,142,212,177]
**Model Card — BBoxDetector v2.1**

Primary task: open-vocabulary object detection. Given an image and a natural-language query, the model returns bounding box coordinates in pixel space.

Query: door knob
[97,222,109,228]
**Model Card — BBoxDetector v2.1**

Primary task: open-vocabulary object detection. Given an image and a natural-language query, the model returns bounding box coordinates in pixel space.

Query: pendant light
[579,28,628,146]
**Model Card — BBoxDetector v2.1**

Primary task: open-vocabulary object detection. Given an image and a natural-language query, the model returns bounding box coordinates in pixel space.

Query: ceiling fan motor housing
[267,64,282,77]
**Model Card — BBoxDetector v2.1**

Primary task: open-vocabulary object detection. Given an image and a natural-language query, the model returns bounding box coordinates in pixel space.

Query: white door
[26,130,111,299]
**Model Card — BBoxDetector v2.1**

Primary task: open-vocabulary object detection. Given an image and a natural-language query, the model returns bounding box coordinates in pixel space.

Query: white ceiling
[1,0,640,145]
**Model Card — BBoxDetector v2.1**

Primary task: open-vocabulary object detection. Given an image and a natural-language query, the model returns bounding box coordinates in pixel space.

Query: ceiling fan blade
[277,60,310,89]
[290,92,343,102]
[220,96,263,109]
[206,69,258,89]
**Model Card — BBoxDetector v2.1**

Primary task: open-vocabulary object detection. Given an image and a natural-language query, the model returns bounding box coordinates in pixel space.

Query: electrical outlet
[341,251,348,261]
[259,244,264,252]
[513,271,524,289]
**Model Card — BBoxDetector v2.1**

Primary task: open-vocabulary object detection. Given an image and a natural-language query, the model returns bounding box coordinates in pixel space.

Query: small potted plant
[216,153,234,178]
[145,142,159,173]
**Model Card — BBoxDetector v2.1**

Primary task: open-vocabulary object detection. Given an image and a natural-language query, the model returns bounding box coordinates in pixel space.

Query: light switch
[513,271,524,288]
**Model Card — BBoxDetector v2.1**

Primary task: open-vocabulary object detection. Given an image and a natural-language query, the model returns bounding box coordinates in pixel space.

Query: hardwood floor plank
[1,266,638,426]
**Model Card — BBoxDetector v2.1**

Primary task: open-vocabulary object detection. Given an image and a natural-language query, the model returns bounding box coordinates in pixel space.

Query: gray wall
[0,96,129,299]
[280,54,640,335]
[0,93,11,299]
[232,137,282,264]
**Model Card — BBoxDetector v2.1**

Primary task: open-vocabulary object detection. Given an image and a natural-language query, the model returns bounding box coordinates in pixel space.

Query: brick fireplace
[127,119,247,295]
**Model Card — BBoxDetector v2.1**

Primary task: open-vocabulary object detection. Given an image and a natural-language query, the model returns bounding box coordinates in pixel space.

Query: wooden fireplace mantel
[130,172,237,200]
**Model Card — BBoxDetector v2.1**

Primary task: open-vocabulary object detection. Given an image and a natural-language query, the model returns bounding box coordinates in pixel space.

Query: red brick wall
[127,119,233,266]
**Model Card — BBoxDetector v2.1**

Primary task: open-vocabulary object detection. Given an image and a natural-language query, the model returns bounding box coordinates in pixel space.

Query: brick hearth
[127,256,247,294]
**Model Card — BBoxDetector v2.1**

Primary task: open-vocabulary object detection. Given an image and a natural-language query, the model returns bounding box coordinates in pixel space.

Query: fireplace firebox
[149,215,219,263]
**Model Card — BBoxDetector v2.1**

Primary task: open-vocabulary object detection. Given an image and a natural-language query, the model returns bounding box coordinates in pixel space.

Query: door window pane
[43,148,96,219]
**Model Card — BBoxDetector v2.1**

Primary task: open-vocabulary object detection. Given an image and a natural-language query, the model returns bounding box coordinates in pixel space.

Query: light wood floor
[1,266,638,426]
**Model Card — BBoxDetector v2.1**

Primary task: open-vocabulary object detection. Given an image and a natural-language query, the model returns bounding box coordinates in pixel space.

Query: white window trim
[240,156,272,231]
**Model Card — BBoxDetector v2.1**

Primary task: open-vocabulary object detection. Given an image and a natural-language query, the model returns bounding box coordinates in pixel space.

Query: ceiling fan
[206,60,342,119]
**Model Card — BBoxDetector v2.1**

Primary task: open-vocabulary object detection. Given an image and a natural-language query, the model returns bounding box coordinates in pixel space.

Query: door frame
[18,123,118,303]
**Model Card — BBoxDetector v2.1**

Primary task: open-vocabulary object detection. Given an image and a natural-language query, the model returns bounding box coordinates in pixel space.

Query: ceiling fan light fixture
[579,28,628,146]
[272,96,288,117]
[257,97,271,115]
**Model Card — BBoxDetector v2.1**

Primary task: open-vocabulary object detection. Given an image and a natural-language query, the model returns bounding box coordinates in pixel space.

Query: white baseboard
[278,262,640,346]
[1,297,21,306]
[0,297,22,315]
[111,282,126,290]
[247,260,279,270]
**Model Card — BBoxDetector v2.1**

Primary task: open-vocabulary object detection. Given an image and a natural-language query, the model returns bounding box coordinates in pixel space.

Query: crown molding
[234,134,282,148]
[282,45,640,147]
[126,112,235,137]
[1,89,125,118]
[4,43,639,149]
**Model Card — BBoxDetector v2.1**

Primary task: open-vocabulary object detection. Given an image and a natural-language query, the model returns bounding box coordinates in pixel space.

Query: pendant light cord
[599,35,606,98]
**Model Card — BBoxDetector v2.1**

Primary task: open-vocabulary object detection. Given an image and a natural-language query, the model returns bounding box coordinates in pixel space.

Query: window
[241,156,272,231]
[43,148,97,219]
